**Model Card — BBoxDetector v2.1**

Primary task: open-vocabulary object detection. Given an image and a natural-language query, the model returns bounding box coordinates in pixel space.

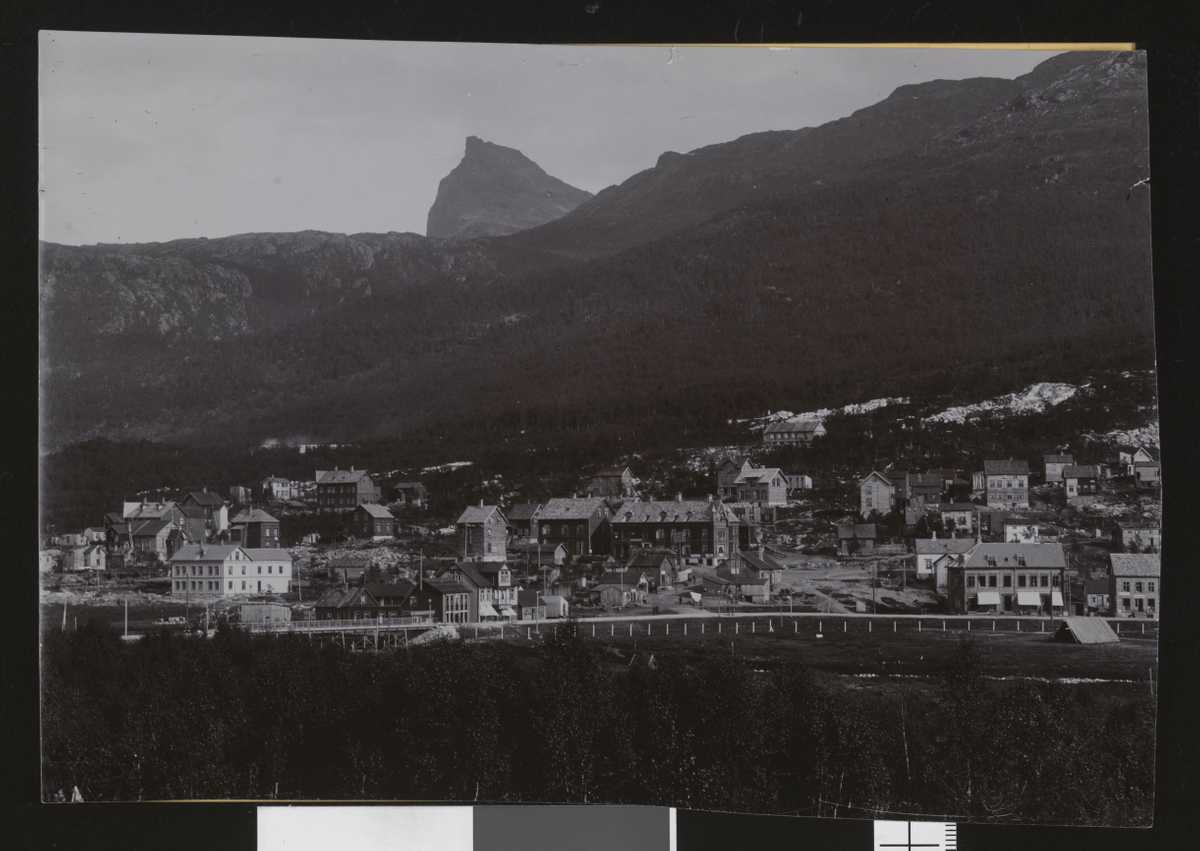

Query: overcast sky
[39,33,1063,245]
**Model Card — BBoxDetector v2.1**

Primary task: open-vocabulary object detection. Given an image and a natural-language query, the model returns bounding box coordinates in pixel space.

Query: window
[228,581,233,590]
[1122,581,1131,592]
[967,575,975,588]
[1148,581,1156,592]
[1018,575,1026,588]
[1040,575,1049,587]
[241,581,246,590]
[1002,575,1012,587]
[988,575,997,587]
[1134,581,1143,593]
[1122,597,1131,610]
[257,566,262,575]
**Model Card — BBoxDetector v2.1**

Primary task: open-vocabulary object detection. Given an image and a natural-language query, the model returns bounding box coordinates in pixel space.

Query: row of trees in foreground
[41,625,1153,824]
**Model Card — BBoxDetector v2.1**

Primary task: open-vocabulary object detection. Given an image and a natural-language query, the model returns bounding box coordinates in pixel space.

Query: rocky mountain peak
[426,137,592,240]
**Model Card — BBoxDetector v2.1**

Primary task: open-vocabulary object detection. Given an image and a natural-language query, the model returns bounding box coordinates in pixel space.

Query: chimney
[676,492,683,502]
[479,498,485,508]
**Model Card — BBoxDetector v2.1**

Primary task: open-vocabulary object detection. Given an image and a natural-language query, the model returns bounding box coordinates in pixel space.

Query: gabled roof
[1043,453,1075,463]
[244,548,292,562]
[315,587,378,610]
[593,466,632,477]
[859,470,896,488]
[1110,553,1161,578]
[178,504,207,519]
[963,543,1065,569]
[505,502,543,522]
[764,419,825,434]
[909,473,944,489]
[170,543,245,562]
[984,459,1030,475]
[517,589,541,607]
[447,561,490,589]
[538,497,608,520]
[456,504,504,525]
[356,503,394,519]
[938,502,978,512]
[594,570,649,588]
[627,548,680,570]
[737,549,783,574]
[316,469,373,485]
[231,508,279,524]
[184,490,225,507]
[1134,446,1161,461]
[914,538,976,556]
[129,515,176,537]
[364,580,415,602]
[611,499,736,524]
[734,465,786,485]
[1062,464,1102,479]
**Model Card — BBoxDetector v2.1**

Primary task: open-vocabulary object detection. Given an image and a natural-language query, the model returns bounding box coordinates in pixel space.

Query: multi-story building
[169,543,292,598]
[948,542,1066,614]
[456,503,508,562]
[586,466,638,498]
[446,560,517,619]
[391,481,429,509]
[229,508,281,548]
[859,471,898,519]
[938,503,978,536]
[505,502,544,542]
[179,489,229,536]
[315,468,381,513]
[537,497,610,558]
[762,419,827,447]
[1042,453,1075,484]
[982,459,1030,509]
[410,577,475,623]
[914,536,975,583]
[1109,553,1160,619]
[260,476,295,502]
[730,461,789,507]
[351,503,395,540]
[1063,464,1102,506]
[609,496,740,565]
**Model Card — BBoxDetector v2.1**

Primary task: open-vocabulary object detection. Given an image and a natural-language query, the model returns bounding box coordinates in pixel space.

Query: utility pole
[873,559,878,614]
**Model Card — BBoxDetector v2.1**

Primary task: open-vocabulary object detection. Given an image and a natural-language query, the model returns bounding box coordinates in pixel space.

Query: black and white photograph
[38,34,1158,826]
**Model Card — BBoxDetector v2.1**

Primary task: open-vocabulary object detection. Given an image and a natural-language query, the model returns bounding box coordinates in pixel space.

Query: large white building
[169,543,292,598]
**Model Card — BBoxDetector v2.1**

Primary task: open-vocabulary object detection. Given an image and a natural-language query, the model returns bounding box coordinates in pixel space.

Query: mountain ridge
[38,51,1153,454]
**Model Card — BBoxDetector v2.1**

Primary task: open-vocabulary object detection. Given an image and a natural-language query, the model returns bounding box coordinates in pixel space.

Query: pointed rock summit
[426,136,592,240]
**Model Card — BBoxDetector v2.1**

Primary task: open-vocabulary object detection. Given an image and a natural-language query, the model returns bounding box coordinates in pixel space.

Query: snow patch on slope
[924,382,1080,424]
[741,397,910,431]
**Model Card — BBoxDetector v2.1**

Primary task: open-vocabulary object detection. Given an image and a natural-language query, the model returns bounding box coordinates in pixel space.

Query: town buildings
[982,459,1030,509]
[505,502,543,542]
[1118,445,1160,476]
[456,503,508,562]
[168,543,292,597]
[592,569,650,607]
[785,473,814,492]
[352,503,396,540]
[1109,553,1160,619]
[444,560,517,619]
[762,418,827,447]
[1063,464,1103,506]
[949,542,1066,614]
[625,547,684,589]
[938,503,977,536]
[609,496,740,564]
[914,536,975,582]
[859,471,898,518]
[1043,452,1075,484]
[586,466,637,498]
[837,522,877,556]
[729,461,789,507]
[1112,521,1161,553]
[260,476,295,502]
[179,490,229,536]
[537,497,610,559]
[229,508,281,548]
[391,481,429,509]
[315,468,381,513]
[62,543,106,571]
[409,577,475,623]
